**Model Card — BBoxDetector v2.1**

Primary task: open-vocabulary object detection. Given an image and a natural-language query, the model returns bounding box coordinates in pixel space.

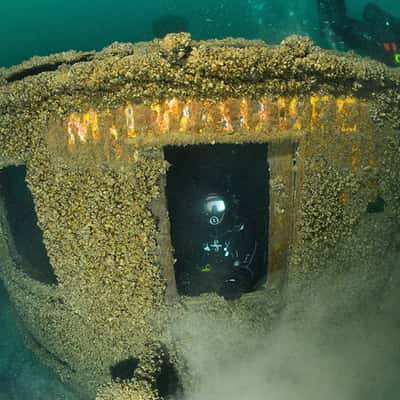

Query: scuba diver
[317,0,400,66]
[174,192,262,301]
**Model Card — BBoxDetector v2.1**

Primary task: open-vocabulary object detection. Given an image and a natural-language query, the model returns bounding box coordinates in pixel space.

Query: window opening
[367,196,385,213]
[0,166,57,284]
[156,346,183,398]
[110,357,139,381]
[164,143,269,299]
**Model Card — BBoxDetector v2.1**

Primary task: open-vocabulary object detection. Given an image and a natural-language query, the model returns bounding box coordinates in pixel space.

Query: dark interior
[0,166,57,285]
[110,357,139,381]
[367,196,385,213]
[156,346,183,398]
[164,143,269,296]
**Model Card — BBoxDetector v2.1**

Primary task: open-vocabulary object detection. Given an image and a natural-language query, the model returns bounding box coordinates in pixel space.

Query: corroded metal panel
[149,174,178,303]
[268,141,298,284]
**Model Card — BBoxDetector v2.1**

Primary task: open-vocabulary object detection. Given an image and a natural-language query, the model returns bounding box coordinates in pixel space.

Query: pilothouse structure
[0,33,399,399]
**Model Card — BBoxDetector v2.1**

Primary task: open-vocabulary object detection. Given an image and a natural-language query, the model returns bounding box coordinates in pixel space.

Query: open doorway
[164,143,269,298]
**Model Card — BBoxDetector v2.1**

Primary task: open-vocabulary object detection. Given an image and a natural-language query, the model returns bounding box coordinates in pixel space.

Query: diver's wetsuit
[317,0,400,66]
[175,214,259,300]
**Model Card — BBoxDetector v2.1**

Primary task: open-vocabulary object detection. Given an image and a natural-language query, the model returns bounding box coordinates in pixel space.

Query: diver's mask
[204,194,226,226]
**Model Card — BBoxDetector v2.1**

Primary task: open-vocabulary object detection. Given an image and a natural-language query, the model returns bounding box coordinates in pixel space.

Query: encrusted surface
[0,34,399,399]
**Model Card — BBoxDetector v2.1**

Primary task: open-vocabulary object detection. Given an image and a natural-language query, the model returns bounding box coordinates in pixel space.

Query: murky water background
[1,0,399,67]
[0,1,399,399]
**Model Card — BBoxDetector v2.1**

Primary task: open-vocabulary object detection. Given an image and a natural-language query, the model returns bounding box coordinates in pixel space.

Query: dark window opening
[164,143,269,298]
[156,346,183,399]
[367,196,385,213]
[0,166,57,285]
[110,357,139,381]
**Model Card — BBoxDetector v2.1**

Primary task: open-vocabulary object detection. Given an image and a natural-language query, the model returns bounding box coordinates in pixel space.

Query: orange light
[277,97,287,130]
[255,98,271,132]
[110,125,123,159]
[59,96,367,160]
[337,97,357,132]
[340,191,348,206]
[218,100,233,132]
[179,101,191,133]
[239,98,250,130]
[125,104,136,137]
[289,96,302,130]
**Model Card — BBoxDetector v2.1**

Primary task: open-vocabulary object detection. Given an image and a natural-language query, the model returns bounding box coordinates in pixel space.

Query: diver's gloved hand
[218,278,242,301]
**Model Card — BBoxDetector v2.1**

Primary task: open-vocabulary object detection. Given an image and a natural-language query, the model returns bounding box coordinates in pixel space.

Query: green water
[0,1,399,399]
[1,0,399,68]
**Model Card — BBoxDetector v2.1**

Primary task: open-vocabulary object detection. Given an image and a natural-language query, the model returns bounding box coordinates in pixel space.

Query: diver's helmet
[203,193,227,226]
